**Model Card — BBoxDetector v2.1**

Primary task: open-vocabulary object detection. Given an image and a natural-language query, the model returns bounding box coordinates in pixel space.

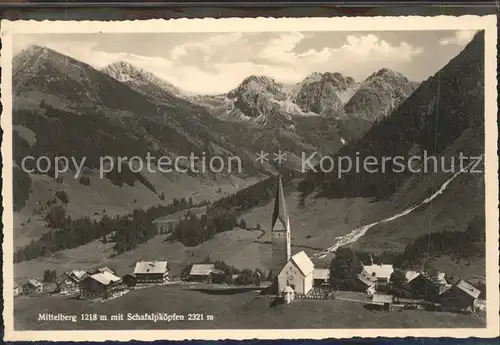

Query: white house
[362,264,394,283]
[277,251,314,296]
[133,260,169,284]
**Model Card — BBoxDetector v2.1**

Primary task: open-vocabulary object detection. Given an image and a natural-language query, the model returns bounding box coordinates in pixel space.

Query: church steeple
[272,174,289,232]
[271,174,292,278]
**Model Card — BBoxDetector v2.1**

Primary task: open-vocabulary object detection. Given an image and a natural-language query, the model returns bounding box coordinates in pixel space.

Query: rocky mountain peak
[344,68,418,121]
[293,72,357,117]
[102,61,181,97]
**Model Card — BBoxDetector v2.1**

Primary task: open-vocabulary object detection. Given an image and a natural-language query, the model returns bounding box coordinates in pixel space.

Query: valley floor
[14,283,486,330]
[13,190,485,283]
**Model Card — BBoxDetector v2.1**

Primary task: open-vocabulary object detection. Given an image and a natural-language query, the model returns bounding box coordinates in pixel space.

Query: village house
[79,271,123,299]
[122,273,137,288]
[277,251,315,296]
[404,271,441,300]
[189,264,224,283]
[362,263,394,285]
[313,268,330,287]
[371,293,394,311]
[55,270,89,293]
[438,280,481,311]
[133,260,169,284]
[355,272,378,296]
[22,279,43,294]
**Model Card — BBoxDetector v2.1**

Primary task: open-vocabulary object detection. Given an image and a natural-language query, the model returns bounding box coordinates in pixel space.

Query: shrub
[55,191,69,204]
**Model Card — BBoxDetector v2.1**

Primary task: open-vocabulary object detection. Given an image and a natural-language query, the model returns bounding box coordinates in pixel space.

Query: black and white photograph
[1,17,498,341]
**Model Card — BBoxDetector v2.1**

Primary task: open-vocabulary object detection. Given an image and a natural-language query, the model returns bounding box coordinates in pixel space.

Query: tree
[239,218,247,229]
[43,268,57,283]
[79,176,91,186]
[389,269,411,297]
[256,223,261,230]
[328,248,363,290]
[55,191,69,204]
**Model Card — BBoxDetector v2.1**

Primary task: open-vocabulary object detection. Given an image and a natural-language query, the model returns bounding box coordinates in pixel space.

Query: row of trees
[14,197,199,262]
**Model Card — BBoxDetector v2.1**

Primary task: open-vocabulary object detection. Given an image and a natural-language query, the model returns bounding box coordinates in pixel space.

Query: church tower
[271,175,291,279]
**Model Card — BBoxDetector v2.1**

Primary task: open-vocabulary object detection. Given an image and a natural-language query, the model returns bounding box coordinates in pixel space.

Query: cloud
[439,30,476,46]
[13,32,424,94]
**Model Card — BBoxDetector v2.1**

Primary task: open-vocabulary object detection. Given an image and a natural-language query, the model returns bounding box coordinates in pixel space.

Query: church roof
[272,175,289,232]
[291,251,314,276]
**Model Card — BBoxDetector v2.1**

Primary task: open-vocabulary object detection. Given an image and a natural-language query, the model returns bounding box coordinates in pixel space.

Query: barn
[277,251,314,296]
[79,271,123,299]
[133,260,169,284]
[189,264,225,283]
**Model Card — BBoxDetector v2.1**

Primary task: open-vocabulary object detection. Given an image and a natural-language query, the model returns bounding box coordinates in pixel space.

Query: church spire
[272,174,289,232]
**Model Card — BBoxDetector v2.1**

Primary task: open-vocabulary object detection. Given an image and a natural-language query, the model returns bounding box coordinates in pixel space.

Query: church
[270,175,315,300]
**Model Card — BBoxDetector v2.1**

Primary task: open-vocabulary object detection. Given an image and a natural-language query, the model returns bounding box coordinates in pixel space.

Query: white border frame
[1,16,499,341]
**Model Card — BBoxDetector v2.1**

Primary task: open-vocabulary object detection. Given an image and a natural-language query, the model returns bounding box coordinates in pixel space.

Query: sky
[13,30,477,95]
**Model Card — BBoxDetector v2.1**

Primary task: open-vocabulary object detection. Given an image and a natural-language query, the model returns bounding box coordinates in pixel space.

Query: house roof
[57,270,88,284]
[133,261,168,275]
[291,251,314,276]
[439,284,453,295]
[89,271,122,286]
[372,294,393,304]
[69,270,88,281]
[26,279,43,287]
[357,273,377,287]
[405,271,421,283]
[282,286,294,293]
[190,264,215,276]
[456,280,481,299]
[272,175,289,232]
[313,269,330,280]
[96,267,114,274]
[363,264,394,279]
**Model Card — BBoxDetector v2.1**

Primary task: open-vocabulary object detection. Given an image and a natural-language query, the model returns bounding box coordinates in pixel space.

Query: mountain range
[14,45,412,218]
